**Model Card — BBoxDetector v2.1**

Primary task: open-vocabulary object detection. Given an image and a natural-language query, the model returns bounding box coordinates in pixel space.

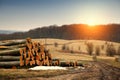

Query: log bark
[59,61,70,67]
[76,62,84,67]
[0,49,21,56]
[9,44,26,49]
[0,61,20,67]
[0,56,19,61]
[0,40,26,46]
[0,46,9,50]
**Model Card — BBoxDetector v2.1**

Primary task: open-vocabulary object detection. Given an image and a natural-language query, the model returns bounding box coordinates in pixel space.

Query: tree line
[0,24,120,42]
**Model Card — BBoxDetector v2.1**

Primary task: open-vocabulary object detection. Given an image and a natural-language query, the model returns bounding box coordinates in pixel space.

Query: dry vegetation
[0,38,120,80]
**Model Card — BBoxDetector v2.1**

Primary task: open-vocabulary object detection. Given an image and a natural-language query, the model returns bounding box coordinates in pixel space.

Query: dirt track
[10,62,120,80]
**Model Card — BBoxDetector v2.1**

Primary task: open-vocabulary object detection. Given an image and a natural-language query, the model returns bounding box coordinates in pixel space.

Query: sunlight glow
[87,19,97,26]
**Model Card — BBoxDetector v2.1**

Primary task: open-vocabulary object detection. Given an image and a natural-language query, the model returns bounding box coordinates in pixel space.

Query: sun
[86,19,97,27]
[87,19,97,26]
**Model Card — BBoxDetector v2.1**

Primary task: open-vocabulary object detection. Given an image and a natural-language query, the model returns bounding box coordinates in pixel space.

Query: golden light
[87,19,97,26]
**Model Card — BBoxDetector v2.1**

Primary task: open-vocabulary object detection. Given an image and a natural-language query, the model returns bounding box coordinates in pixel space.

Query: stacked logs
[0,40,26,68]
[19,38,52,67]
[0,38,84,68]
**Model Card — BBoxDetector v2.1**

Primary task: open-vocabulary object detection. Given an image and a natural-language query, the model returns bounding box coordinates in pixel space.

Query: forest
[0,24,120,42]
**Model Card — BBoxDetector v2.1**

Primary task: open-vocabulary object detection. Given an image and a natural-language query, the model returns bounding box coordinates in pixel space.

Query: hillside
[0,24,120,42]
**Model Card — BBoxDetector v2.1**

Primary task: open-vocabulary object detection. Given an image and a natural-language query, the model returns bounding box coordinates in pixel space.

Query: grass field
[33,38,120,67]
[0,38,120,80]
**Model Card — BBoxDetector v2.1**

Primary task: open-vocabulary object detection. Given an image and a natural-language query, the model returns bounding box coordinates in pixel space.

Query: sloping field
[33,38,120,57]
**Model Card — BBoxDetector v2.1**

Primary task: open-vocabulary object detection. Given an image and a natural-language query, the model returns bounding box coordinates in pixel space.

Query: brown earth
[0,61,120,80]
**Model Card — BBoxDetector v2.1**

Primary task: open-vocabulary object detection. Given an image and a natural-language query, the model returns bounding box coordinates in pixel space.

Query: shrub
[106,44,116,57]
[54,42,58,47]
[62,44,66,50]
[86,42,94,55]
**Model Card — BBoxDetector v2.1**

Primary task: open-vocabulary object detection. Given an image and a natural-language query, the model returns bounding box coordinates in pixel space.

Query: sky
[0,0,120,31]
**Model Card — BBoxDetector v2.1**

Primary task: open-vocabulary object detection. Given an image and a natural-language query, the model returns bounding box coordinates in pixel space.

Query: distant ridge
[0,30,17,34]
[0,24,120,42]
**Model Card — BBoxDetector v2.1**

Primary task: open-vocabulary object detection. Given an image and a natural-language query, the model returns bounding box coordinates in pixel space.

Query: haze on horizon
[0,0,120,31]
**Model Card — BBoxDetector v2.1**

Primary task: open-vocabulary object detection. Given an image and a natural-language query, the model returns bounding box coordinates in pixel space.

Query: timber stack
[0,39,26,68]
[19,38,52,67]
[0,38,83,68]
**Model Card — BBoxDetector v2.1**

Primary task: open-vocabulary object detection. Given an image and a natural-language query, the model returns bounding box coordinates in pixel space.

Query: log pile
[0,38,84,68]
[0,40,26,68]
[19,38,52,67]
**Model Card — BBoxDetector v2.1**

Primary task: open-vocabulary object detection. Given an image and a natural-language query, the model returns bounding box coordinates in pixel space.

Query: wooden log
[20,56,23,61]
[52,58,59,66]
[20,48,24,56]
[0,56,19,61]
[49,60,52,66]
[42,58,49,66]
[31,49,35,55]
[0,46,9,50]
[45,56,49,66]
[36,60,40,65]
[76,61,84,67]
[0,49,21,56]
[26,42,32,50]
[36,55,40,60]
[70,62,74,67]
[27,50,31,58]
[52,61,59,66]
[0,61,20,67]
[9,44,26,49]
[29,60,35,66]
[33,42,38,49]
[26,38,32,43]
[12,66,17,69]
[39,60,43,66]
[48,53,52,60]
[0,40,26,46]
[41,52,45,59]
[74,61,77,67]
[32,60,35,65]
[25,58,30,66]
[59,61,70,67]
[20,60,24,66]
[0,44,26,51]
[23,53,26,59]
[30,61,33,66]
